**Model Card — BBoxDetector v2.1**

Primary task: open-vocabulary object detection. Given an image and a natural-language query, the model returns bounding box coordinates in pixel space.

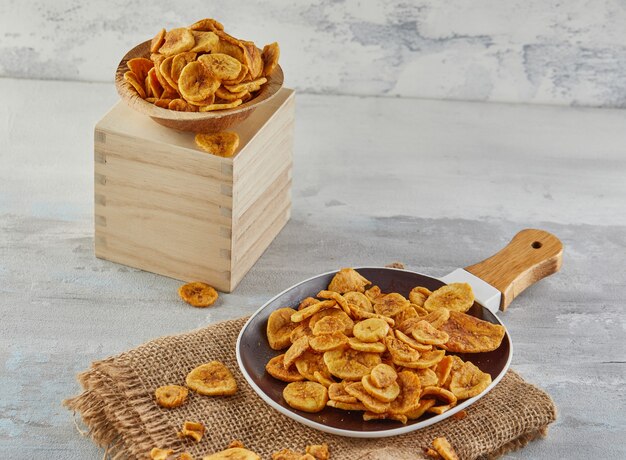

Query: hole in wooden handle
[531,241,543,249]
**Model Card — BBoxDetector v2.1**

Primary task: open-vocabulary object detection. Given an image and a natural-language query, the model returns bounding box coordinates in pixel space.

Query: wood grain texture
[0,78,625,459]
[94,88,294,292]
[466,229,564,310]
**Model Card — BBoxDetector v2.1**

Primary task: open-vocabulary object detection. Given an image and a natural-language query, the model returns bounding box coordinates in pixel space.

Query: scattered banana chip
[267,307,299,350]
[306,443,329,460]
[178,281,218,307]
[432,437,460,460]
[155,384,188,408]
[263,268,504,425]
[177,420,205,442]
[271,449,302,460]
[203,447,261,460]
[195,131,240,157]
[424,282,475,313]
[185,361,237,396]
[151,448,174,460]
[283,381,328,413]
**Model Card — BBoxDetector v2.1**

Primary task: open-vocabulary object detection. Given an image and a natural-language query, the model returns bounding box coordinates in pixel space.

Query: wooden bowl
[114,40,284,133]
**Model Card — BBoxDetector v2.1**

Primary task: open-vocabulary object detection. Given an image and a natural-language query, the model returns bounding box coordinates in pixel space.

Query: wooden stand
[94,88,295,292]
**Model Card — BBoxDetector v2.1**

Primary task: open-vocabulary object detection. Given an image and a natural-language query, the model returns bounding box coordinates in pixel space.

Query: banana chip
[190,31,219,53]
[449,361,492,399]
[369,363,397,388]
[298,297,319,311]
[290,323,313,343]
[434,355,454,386]
[266,354,305,382]
[353,318,389,343]
[195,132,240,157]
[327,399,366,411]
[160,28,195,56]
[347,337,386,353]
[127,57,153,82]
[312,315,350,336]
[385,336,421,364]
[261,42,280,77]
[409,286,432,307]
[410,368,439,388]
[373,293,410,317]
[404,398,436,420]
[267,307,299,350]
[410,320,450,346]
[422,307,451,329]
[295,350,331,381]
[155,384,188,408]
[198,100,244,112]
[343,291,373,313]
[432,437,460,460]
[361,375,400,402]
[216,86,249,102]
[169,98,199,112]
[344,382,390,414]
[328,382,358,403]
[328,268,371,294]
[394,329,432,352]
[271,449,302,460]
[147,68,163,99]
[177,420,205,442]
[150,28,166,53]
[151,448,174,460]
[309,332,348,352]
[306,443,329,460]
[202,447,261,460]
[283,381,328,413]
[179,61,220,102]
[284,336,310,368]
[324,348,381,381]
[365,285,382,302]
[363,411,408,424]
[291,300,337,323]
[395,349,446,369]
[440,311,505,353]
[309,308,352,334]
[420,386,457,406]
[178,281,218,307]
[424,283,474,313]
[124,71,146,99]
[190,18,224,32]
[171,51,197,83]
[198,53,242,81]
[185,361,237,396]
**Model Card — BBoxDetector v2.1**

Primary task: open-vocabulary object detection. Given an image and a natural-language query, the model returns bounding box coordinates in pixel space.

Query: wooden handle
[465,229,563,311]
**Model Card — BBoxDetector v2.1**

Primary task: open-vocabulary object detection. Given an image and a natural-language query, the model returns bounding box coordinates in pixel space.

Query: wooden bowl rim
[114,39,284,122]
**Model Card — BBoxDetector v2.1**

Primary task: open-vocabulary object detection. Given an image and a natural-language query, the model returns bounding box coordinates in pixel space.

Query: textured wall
[2,0,626,107]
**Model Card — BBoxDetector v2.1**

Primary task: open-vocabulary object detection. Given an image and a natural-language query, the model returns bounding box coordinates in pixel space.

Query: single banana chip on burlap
[124,71,146,99]
[202,447,261,460]
[432,436,460,460]
[199,53,242,81]
[327,268,371,294]
[361,374,400,403]
[159,27,195,56]
[185,361,237,396]
[306,443,330,460]
[154,384,188,408]
[449,360,492,399]
[195,132,240,157]
[411,320,450,345]
[178,281,218,307]
[267,307,298,350]
[177,420,205,442]
[271,448,302,460]
[424,282,474,313]
[179,61,220,102]
[369,363,397,388]
[261,42,280,77]
[440,311,505,353]
[353,318,389,343]
[283,381,328,413]
[324,348,381,381]
[265,354,305,382]
[150,448,173,460]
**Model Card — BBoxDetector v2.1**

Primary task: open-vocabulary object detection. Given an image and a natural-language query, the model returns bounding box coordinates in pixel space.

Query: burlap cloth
[64,317,556,460]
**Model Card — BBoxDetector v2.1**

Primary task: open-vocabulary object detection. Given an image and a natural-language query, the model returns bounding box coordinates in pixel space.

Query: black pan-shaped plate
[236,267,512,438]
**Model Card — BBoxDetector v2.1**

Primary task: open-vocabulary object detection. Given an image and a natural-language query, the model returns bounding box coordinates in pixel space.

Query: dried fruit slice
[127,57,153,82]
[171,52,197,83]
[213,38,247,65]
[324,348,381,380]
[195,132,240,157]
[265,354,304,382]
[369,363,397,388]
[432,437,460,460]
[284,336,310,368]
[424,283,474,313]
[361,375,400,402]
[409,286,432,307]
[150,28,166,53]
[290,323,313,343]
[291,300,337,323]
[316,290,353,316]
[147,68,163,99]
[327,399,366,411]
[312,315,348,336]
[186,93,216,107]
[190,31,219,53]
[363,411,408,424]
[155,384,188,408]
[449,361,492,399]
[394,329,432,352]
[295,350,331,381]
[348,306,395,326]
[185,361,237,396]
[199,53,242,81]
[261,42,280,77]
[216,86,249,102]
[440,311,505,353]
[392,305,418,326]
[434,355,454,386]
[365,285,382,302]
[179,453,194,460]
[124,71,146,99]
[202,447,261,460]
[154,98,173,109]
[343,291,373,313]
[427,402,456,415]
[199,100,244,112]
[422,307,451,329]
[283,381,328,413]
[267,307,298,350]
[159,27,195,56]
[404,398,436,420]
[410,368,439,388]
[223,64,249,86]
[309,308,352,335]
[411,320,450,345]
[385,336,421,364]
[271,448,302,460]
[309,332,348,352]
[394,349,446,369]
[392,374,424,416]
[328,382,358,403]
[169,98,199,112]
[298,297,319,310]
[353,318,389,343]
[151,448,174,460]
[178,282,218,307]
[442,356,465,389]
[190,18,224,32]
[420,386,458,406]
[347,337,385,353]
[327,268,370,294]
[179,61,220,102]
[306,443,329,460]
[373,293,410,317]
[344,382,390,414]
[177,420,205,442]
[160,55,179,91]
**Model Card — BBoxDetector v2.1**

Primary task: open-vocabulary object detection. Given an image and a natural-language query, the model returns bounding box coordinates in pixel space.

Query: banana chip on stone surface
[195,131,240,157]
[432,437,460,460]
[186,361,237,396]
[178,281,218,307]
[283,381,328,413]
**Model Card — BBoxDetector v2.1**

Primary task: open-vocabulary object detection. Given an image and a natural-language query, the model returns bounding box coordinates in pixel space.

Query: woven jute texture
[64,317,556,460]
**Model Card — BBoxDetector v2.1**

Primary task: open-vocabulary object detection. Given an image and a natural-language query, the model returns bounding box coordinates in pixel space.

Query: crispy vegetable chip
[150,28,166,53]
[388,370,422,416]
[324,348,381,381]
[177,420,205,442]
[347,337,386,353]
[298,297,319,310]
[440,311,505,353]
[203,447,261,460]
[295,350,331,381]
[422,307,451,329]
[328,382,358,403]
[424,283,474,313]
[309,332,348,352]
[216,86,249,102]
[420,386,457,405]
[409,286,432,307]
[449,361,492,399]
[186,361,237,396]
[353,318,389,343]
[343,291,373,313]
[190,31,219,53]
[199,53,242,81]
[124,71,146,99]
[404,398,436,420]
[309,308,352,335]
[195,131,240,157]
[190,18,224,32]
[284,336,310,367]
[261,42,280,77]
[151,448,174,460]
[283,381,328,413]
[179,61,220,102]
[327,399,366,411]
[344,382,390,414]
[394,349,446,369]
[361,374,400,402]
[291,300,337,323]
[178,281,218,307]
[394,329,432,352]
[171,51,197,83]
[410,368,439,388]
[155,384,188,408]
[432,437,460,460]
[306,443,329,460]
[127,57,153,82]
[266,354,305,382]
[370,363,398,388]
[411,320,450,345]
[160,28,195,56]
[373,293,410,317]
[328,268,371,294]
[267,307,299,350]
[385,336,421,364]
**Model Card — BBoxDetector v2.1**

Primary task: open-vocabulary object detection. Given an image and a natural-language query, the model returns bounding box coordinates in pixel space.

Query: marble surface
[0,77,625,459]
[2,1,626,107]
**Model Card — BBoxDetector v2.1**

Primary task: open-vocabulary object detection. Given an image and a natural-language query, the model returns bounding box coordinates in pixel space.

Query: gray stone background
[2,0,626,107]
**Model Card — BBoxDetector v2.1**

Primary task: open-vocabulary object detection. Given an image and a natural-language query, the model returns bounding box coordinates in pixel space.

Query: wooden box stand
[94,88,295,292]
